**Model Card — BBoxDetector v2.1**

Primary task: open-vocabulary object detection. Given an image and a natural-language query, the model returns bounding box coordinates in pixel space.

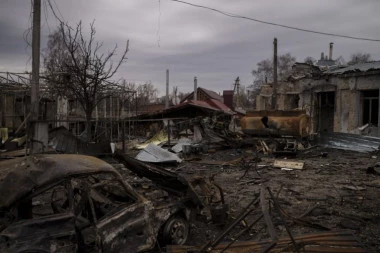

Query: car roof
[0,154,116,208]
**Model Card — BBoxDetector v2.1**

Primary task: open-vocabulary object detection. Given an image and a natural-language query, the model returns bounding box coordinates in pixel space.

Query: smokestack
[165,69,169,109]
[321,52,324,60]
[329,42,333,60]
[194,76,197,101]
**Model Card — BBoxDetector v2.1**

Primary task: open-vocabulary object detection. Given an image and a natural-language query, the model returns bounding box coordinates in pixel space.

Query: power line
[169,0,380,42]
[156,0,161,47]
[46,0,64,24]
[51,0,65,21]
[43,0,52,34]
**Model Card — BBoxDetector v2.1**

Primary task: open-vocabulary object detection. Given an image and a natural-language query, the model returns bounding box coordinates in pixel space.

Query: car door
[81,172,156,253]
[0,181,78,253]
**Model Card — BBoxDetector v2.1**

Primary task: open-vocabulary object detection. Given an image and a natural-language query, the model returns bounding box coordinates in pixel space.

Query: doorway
[317,92,335,132]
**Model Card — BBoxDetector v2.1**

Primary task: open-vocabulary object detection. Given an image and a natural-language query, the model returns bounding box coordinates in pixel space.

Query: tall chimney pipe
[165,69,169,109]
[194,76,197,101]
[329,42,333,60]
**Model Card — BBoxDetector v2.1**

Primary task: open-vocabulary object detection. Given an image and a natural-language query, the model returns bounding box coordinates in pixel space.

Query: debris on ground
[171,146,380,252]
[136,143,182,163]
[135,129,168,149]
[273,159,305,170]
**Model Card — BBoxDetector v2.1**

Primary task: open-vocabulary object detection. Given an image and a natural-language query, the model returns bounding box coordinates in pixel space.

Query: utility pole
[30,0,47,154]
[31,0,41,122]
[272,37,278,110]
[234,77,240,108]
[165,69,169,109]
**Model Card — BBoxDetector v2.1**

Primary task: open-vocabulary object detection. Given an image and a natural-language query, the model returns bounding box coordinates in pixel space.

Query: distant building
[316,42,337,68]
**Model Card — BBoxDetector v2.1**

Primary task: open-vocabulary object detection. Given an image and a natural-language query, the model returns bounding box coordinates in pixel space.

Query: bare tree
[335,56,346,66]
[178,91,191,102]
[234,85,253,109]
[251,59,273,88]
[136,82,157,107]
[348,52,372,65]
[171,86,179,105]
[251,53,296,88]
[44,21,129,141]
[117,80,137,118]
[304,56,315,65]
[278,53,296,80]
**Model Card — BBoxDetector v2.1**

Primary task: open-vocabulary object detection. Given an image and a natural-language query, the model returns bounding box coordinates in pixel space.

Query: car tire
[162,215,189,245]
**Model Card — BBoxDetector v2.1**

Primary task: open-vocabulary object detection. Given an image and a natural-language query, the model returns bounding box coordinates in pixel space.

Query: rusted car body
[241,110,310,137]
[0,154,194,252]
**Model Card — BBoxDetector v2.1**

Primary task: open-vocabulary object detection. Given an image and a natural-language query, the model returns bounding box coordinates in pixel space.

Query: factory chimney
[329,42,334,60]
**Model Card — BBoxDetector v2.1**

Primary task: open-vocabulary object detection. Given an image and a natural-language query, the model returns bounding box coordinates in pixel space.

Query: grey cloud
[1,0,380,94]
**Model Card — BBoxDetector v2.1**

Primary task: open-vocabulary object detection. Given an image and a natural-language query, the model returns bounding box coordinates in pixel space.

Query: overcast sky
[1,0,380,96]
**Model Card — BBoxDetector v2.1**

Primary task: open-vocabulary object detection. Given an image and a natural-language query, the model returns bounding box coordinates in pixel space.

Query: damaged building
[256,61,380,137]
[129,86,235,139]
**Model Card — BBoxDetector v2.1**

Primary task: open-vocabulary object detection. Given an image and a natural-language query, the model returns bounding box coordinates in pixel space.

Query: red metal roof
[176,99,233,114]
[199,88,223,101]
[180,87,223,103]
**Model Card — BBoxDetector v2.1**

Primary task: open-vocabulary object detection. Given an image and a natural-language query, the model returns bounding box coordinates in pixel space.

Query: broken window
[362,90,379,126]
[18,182,71,220]
[68,99,77,115]
[320,92,335,107]
[286,94,300,110]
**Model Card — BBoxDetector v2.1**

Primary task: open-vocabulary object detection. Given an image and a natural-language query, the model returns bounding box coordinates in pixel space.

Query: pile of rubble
[171,146,380,252]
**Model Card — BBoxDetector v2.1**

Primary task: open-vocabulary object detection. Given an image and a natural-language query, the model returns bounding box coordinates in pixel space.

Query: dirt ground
[169,146,380,252]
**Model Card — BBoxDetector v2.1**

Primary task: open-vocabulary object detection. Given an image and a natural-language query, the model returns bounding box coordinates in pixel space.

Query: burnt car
[0,154,194,252]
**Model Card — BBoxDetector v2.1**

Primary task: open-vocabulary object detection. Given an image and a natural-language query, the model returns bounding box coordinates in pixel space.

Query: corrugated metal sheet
[136,143,182,163]
[327,61,380,75]
[171,138,192,153]
[48,126,111,154]
[318,132,380,153]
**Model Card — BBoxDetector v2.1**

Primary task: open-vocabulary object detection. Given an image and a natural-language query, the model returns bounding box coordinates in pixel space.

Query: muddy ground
[160,146,380,252]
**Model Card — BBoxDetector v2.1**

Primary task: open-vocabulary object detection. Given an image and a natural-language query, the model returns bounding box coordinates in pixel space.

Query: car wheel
[162,215,189,245]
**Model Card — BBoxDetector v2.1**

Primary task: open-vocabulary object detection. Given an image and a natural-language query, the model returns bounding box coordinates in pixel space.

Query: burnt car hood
[113,153,220,214]
[0,154,116,209]
[114,152,190,197]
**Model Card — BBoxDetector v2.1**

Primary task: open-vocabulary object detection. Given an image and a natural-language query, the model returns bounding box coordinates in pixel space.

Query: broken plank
[274,160,304,170]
